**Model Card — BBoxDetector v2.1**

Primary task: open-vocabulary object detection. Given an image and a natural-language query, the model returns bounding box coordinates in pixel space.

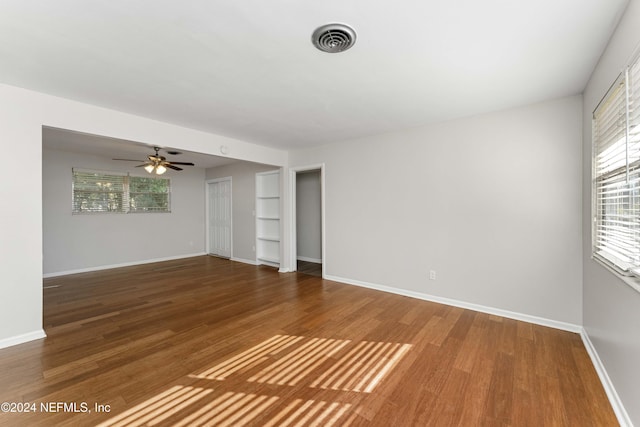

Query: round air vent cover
[311,23,356,53]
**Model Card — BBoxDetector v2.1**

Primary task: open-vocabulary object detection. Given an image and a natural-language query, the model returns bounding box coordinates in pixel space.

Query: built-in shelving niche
[256,170,280,267]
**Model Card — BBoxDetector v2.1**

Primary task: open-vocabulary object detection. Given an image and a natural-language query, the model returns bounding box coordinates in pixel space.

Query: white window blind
[72,169,170,214]
[72,170,126,213]
[129,176,170,213]
[593,53,640,275]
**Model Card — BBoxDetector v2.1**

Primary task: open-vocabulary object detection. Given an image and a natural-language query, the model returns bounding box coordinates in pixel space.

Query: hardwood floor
[0,256,617,426]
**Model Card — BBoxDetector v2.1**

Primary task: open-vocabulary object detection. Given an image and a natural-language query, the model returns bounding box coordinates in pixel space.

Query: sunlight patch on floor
[310,341,412,392]
[194,335,304,380]
[247,337,351,385]
[96,386,213,427]
[99,334,411,426]
[172,392,279,427]
[262,398,352,427]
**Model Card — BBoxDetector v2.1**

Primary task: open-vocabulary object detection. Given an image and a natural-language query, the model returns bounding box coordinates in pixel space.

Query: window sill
[592,255,640,294]
[72,210,170,215]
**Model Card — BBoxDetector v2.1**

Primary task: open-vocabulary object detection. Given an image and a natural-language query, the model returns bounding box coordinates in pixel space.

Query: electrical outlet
[252,245,256,252]
[429,270,436,280]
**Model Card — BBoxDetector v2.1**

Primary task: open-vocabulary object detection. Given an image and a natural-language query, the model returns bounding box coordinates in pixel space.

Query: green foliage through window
[72,170,170,214]
[129,176,170,212]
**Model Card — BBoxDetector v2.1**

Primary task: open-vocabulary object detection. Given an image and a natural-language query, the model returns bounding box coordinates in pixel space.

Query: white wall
[582,1,640,425]
[296,170,322,262]
[205,161,278,263]
[43,149,206,275]
[290,95,583,325]
[0,83,287,348]
[0,95,43,346]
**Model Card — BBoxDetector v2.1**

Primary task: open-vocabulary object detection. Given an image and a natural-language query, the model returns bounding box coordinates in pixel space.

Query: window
[72,170,126,213]
[72,169,170,214]
[593,53,640,276]
[129,176,171,212]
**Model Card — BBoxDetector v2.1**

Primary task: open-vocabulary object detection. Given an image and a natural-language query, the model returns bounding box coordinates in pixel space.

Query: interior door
[208,178,232,258]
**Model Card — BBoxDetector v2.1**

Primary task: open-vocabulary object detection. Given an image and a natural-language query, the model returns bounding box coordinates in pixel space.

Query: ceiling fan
[113,147,194,175]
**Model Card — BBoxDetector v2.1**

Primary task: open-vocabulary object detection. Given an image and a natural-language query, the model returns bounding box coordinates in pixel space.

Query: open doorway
[291,166,324,277]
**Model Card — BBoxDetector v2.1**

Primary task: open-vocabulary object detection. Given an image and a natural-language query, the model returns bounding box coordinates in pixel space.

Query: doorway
[290,166,324,277]
[207,177,232,258]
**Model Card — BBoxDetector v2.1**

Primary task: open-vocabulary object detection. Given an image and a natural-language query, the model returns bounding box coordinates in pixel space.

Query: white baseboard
[231,257,259,266]
[296,256,322,264]
[580,330,633,427]
[233,257,293,273]
[43,253,207,278]
[0,329,46,350]
[248,257,287,272]
[323,274,582,333]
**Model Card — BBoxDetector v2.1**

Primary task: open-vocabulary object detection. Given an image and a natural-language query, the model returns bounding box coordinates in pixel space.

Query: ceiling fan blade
[167,162,195,166]
[135,163,151,168]
[165,164,183,171]
[113,158,145,162]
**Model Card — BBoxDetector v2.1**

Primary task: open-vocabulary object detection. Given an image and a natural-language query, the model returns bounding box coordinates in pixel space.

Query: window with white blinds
[72,169,170,214]
[129,176,171,213]
[593,53,640,276]
[72,170,126,213]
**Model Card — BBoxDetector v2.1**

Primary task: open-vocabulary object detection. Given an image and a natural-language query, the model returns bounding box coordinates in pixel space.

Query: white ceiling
[0,0,629,150]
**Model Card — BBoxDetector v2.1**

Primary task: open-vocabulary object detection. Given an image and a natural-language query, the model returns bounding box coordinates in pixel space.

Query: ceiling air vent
[311,23,356,53]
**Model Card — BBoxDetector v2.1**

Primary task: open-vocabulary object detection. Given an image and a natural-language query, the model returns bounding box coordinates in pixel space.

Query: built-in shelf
[256,170,280,267]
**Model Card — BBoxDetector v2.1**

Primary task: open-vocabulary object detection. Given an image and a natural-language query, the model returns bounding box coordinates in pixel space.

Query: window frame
[592,50,640,293]
[72,168,171,215]
[128,175,172,214]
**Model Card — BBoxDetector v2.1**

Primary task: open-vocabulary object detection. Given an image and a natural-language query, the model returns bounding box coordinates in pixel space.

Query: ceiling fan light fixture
[114,146,195,173]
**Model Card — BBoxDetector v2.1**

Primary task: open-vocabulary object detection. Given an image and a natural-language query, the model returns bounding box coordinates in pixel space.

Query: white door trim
[206,177,233,258]
[288,164,325,278]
